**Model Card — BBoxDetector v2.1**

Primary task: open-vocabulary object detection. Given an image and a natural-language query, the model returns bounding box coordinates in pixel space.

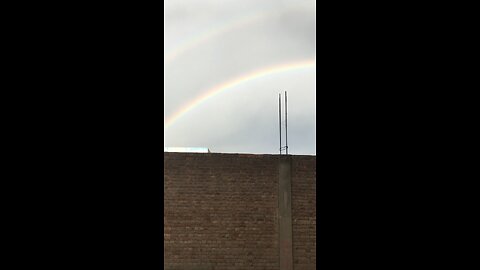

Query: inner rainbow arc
[165,59,316,129]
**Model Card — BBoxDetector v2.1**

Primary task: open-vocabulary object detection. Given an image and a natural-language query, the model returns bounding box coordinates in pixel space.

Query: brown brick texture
[291,156,316,270]
[164,153,316,270]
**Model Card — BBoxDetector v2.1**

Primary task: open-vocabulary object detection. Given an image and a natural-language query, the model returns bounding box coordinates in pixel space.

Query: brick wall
[291,156,317,270]
[164,152,316,270]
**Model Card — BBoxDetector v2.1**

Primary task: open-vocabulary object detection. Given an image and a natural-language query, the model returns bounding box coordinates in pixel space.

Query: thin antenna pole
[279,93,282,155]
[285,91,288,155]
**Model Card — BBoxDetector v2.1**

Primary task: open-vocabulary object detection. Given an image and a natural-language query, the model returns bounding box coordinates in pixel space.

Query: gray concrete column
[278,157,293,270]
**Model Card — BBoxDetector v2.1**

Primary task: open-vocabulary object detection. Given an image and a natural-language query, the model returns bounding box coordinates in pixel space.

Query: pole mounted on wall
[285,91,288,155]
[279,91,289,155]
[279,93,282,155]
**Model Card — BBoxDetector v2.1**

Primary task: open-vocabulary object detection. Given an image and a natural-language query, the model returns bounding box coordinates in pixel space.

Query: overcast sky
[164,0,316,155]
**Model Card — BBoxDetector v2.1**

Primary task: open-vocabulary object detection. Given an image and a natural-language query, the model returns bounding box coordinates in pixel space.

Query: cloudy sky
[164,0,316,155]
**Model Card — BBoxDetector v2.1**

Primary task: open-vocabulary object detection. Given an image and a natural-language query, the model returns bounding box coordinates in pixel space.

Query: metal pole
[279,93,282,155]
[285,91,288,155]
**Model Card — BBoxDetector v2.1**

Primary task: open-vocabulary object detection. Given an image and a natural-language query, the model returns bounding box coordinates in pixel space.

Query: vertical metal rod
[279,93,282,155]
[285,91,288,155]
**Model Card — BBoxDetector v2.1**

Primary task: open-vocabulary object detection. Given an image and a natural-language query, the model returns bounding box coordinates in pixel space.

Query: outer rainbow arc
[165,3,313,66]
[165,58,316,129]
[164,11,266,65]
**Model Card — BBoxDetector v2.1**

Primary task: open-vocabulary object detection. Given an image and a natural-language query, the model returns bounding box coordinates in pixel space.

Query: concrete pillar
[278,157,293,270]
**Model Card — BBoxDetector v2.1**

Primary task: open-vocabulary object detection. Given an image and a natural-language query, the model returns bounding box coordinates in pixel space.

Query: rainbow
[165,58,315,129]
[164,3,309,65]
[164,11,267,65]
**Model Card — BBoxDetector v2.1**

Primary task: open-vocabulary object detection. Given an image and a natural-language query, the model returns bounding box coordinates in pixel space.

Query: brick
[164,153,316,270]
